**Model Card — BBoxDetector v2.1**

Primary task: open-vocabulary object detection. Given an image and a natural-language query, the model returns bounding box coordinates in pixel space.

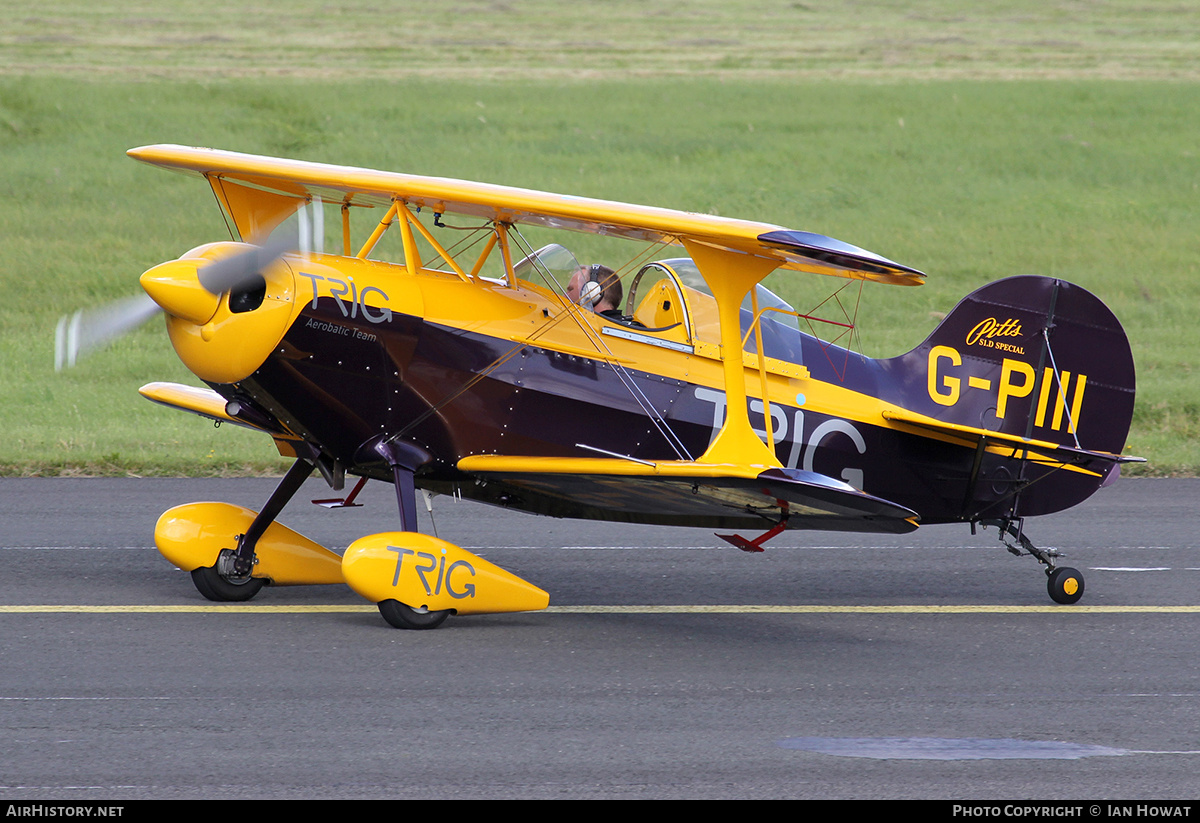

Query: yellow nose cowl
[139,243,299,385]
[140,259,221,325]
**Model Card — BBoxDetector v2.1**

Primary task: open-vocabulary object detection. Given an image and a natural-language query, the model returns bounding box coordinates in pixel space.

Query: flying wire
[386,223,692,462]
[507,227,693,461]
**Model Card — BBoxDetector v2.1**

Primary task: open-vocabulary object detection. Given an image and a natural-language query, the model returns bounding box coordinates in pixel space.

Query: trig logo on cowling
[966,317,1024,355]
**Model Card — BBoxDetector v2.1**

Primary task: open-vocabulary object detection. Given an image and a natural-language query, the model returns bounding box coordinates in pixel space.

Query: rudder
[885,275,1137,517]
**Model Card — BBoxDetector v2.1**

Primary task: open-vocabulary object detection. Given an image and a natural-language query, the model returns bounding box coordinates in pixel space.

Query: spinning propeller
[54,199,323,371]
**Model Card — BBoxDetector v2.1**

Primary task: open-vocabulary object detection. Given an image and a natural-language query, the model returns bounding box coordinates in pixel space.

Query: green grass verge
[1,77,1194,475]
[5,1,1197,81]
[2,2,1196,474]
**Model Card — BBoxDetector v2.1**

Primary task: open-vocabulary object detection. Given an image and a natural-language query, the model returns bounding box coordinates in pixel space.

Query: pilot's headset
[578,264,604,309]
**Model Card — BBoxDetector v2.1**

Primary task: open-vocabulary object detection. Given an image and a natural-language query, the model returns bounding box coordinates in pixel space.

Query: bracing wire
[506,227,693,461]
[385,219,691,462]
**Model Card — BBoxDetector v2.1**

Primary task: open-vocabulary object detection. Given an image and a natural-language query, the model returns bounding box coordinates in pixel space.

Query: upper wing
[457,455,919,533]
[127,144,924,286]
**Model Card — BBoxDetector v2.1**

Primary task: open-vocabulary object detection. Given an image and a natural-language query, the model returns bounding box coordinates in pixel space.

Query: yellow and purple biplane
[69,145,1141,628]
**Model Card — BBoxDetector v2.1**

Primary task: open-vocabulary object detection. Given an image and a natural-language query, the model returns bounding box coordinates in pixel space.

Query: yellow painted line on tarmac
[548,605,1200,614]
[4,604,1200,615]
[0,605,377,613]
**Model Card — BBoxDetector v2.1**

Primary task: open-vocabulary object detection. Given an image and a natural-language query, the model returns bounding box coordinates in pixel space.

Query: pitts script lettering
[967,317,1024,354]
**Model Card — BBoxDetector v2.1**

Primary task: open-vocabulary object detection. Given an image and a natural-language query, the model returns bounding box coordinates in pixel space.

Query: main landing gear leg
[978,516,1085,605]
[190,458,316,602]
[392,463,420,533]
[341,440,550,629]
[382,443,450,629]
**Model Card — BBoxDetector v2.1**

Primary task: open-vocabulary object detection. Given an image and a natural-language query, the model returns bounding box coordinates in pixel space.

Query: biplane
[68,144,1141,628]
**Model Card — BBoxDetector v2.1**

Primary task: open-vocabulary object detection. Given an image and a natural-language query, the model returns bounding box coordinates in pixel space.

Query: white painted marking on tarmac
[1091,567,1172,572]
[3,545,1190,553]
[776,737,1177,760]
[0,700,172,705]
[0,791,140,796]
[0,546,156,550]
[6,604,1200,615]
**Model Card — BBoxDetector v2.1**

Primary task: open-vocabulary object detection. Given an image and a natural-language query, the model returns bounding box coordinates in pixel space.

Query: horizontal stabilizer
[881,408,1144,469]
[457,455,918,533]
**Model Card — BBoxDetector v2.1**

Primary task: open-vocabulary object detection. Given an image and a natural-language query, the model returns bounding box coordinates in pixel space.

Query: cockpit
[513,244,805,365]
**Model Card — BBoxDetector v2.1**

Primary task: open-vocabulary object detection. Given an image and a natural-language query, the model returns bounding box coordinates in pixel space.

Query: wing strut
[683,240,784,468]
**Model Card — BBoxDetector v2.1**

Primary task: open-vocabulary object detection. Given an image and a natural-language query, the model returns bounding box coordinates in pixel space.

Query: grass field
[1,2,1197,475]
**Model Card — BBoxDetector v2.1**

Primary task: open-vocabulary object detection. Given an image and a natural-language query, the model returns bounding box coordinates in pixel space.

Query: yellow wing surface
[139,381,303,457]
[139,382,257,429]
[457,455,919,533]
[127,144,924,286]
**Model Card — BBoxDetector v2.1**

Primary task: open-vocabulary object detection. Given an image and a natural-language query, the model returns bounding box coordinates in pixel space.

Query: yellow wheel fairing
[343,532,549,615]
[155,502,344,585]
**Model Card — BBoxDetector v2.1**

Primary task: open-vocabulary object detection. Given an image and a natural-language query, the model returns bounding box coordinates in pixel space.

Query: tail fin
[886,275,1137,517]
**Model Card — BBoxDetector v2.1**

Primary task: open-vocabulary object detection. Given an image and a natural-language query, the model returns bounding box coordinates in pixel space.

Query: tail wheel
[1047,566,1085,605]
[378,599,450,630]
[190,565,265,602]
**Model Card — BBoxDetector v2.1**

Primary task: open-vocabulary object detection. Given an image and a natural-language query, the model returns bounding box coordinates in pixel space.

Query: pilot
[567,264,624,320]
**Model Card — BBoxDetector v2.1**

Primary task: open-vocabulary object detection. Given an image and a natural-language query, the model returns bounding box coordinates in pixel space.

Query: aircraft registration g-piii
[117,144,1140,628]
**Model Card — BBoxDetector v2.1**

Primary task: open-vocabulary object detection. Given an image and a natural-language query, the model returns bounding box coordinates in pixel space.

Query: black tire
[190,565,266,602]
[1047,566,1084,605]
[378,599,450,630]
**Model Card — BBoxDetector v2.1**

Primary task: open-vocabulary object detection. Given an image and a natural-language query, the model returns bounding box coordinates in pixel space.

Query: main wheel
[1047,566,1084,605]
[190,565,266,602]
[378,599,450,630]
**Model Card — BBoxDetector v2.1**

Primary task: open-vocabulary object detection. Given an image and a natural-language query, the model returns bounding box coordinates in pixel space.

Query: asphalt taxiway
[1,477,1198,799]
